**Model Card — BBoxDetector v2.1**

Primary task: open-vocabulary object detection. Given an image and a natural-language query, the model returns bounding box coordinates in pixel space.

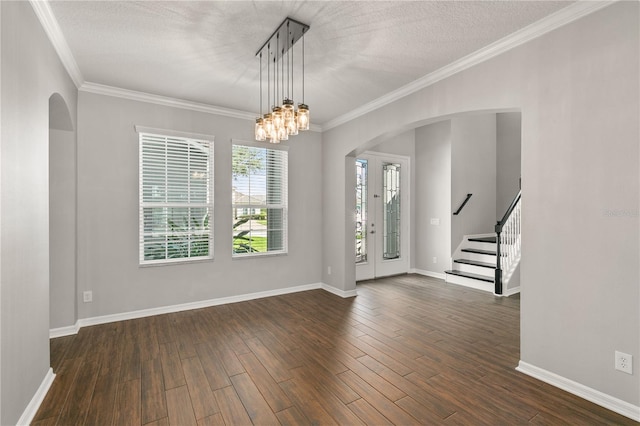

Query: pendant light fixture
[255,18,310,143]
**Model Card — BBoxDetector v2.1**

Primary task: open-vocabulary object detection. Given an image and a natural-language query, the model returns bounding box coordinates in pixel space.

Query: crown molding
[321,0,615,132]
[80,82,322,132]
[29,0,83,88]
[81,82,256,120]
[31,0,609,133]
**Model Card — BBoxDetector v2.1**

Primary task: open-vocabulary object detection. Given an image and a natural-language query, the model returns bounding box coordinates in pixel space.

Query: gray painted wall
[451,114,497,251]
[76,92,323,320]
[322,2,639,406]
[0,2,78,424]
[415,121,451,274]
[496,112,521,216]
[50,128,77,329]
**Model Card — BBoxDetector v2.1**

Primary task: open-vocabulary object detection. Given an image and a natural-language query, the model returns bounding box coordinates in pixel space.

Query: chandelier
[255,18,310,143]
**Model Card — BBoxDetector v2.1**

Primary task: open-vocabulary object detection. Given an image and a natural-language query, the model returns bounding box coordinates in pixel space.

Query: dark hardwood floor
[34,274,636,425]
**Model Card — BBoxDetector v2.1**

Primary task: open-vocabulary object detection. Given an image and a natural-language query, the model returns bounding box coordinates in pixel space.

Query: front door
[355,153,409,281]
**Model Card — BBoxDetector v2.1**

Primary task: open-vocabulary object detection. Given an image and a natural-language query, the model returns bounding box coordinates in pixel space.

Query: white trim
[17,368,55,426]
[29,1,83,88]
[321,283,357,298]
[49,283,359,336]
[411,269,446,281]
[82,82,253,120]
[79,283,321,329]
[232,138,290,152]
[49,323,80,339]
[80,82,323,132]
[321,1,614,131]
[32,0,610,132]
[134,125,215,142]
[445,275,495,294]
[504,286,521,297]
[517,361,640,422]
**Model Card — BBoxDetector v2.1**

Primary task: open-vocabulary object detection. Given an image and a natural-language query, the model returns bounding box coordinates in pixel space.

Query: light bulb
[263,113,274,137]
[272,106,284,130]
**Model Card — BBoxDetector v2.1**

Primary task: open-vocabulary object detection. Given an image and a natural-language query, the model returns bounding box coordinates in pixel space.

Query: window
[355,158,368,263]
[232,142,288,256]
[139,132,213,264]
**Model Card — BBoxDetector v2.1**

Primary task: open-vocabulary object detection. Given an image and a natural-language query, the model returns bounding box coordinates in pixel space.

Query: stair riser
[454,263,495,276]
[459,252,497,264]
[445,274,495,293]
[465,241,496,251]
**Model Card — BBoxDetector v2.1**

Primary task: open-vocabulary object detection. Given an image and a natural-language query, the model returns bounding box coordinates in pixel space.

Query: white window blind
[139,132,213,264]
[232,143,288,256]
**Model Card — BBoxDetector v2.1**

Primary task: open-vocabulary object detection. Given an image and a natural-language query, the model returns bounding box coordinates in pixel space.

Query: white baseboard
[17,368,55,426]
[50,282,354,338]
[504,286,521,296]
[410,268,445,280]
[321,283,357,298]
[517,361,640,422]
[49,323,80,339]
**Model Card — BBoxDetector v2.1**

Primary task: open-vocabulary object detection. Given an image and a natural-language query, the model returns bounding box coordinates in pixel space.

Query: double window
[139,132,213,265]
[232,142,288,256]
[138,132,288,264]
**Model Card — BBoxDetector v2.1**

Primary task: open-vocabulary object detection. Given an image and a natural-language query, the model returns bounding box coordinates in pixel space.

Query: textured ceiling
[49,1,573,125]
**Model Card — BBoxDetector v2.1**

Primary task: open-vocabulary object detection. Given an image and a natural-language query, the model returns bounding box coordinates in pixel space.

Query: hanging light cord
[302,32,305,104]
[259,52,263,116]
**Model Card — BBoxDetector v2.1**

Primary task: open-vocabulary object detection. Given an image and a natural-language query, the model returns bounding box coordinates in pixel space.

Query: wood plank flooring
[33,274,636,425]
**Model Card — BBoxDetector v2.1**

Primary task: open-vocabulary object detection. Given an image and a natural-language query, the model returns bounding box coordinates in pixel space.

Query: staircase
[445,190,522,296]
[445,234,498,293]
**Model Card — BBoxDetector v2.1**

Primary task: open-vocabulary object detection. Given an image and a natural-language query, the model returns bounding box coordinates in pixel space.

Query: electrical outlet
[430,218,440,225]
[83,291,93,303]
[615,351,633,374]
[328,266,332,275]
[432,257,437,264]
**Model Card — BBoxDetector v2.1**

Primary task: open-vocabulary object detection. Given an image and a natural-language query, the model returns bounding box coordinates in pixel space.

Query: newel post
[494,223,503,295]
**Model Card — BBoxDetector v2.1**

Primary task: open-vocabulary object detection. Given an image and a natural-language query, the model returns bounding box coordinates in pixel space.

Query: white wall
[496,112,521,216]
[75,91,323,320]
[322,2,639,407]
[415,120,451,274]
[451,114,497,249]
[0,2,78,424]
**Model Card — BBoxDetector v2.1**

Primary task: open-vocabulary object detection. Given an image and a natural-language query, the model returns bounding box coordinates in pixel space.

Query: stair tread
[453,259,495,269]
[468,236,496,243]
[461,248,496,256]
[444,270,494,283]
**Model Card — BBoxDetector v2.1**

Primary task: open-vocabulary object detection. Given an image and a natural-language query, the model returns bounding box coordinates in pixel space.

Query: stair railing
[453,193,472,215]
[494,191,522,295]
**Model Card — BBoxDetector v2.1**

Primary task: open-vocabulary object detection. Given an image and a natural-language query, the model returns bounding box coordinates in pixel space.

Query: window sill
[232,251,287,260]
[139,257,214,268]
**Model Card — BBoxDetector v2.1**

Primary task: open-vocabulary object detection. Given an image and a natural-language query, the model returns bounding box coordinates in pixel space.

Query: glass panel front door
[355,159,368,264]
[355,154,409,281]
[383,163,401,260]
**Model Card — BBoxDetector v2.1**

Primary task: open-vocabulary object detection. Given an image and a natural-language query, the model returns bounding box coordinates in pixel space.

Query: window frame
[137,127,214,266]
[231,140,288,258]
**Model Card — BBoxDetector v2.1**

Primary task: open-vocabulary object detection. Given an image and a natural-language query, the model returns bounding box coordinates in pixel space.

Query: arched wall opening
[49,93,77,332]
[344,109,521,287]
